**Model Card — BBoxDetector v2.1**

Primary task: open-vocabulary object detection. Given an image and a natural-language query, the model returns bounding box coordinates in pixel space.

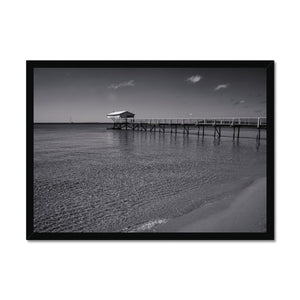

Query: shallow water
[33,124,266,232]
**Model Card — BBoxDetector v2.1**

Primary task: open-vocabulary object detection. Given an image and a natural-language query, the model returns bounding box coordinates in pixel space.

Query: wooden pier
[109,117,267,140]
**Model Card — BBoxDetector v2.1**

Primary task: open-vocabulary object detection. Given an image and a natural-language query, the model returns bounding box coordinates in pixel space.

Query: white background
[0,1,299,299]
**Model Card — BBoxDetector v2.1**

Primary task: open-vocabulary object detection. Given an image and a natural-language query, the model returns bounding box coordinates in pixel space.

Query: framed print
[27,60,274,240]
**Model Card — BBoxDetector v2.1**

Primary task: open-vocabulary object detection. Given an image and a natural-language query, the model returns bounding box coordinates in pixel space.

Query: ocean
[33,124,266,232]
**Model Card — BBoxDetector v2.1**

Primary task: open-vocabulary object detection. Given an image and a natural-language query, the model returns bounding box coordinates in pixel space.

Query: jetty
[108,117,267,140]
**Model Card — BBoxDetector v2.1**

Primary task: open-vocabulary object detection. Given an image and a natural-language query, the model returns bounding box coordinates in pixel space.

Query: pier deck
[109,117,267,139]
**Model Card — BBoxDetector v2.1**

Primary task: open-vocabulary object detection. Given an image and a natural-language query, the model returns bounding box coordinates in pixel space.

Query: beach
[157,177,266,232]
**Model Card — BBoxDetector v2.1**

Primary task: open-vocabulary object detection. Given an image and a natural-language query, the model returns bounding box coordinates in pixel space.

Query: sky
[34,67,266,122]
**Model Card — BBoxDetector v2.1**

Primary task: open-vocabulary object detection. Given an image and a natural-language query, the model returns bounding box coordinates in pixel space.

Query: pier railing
[113,117,267,127]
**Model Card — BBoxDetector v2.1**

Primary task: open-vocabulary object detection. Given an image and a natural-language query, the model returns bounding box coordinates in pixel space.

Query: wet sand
[157,177,266,232]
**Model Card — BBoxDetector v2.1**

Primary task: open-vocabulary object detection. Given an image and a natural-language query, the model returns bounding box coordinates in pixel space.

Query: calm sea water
[34,124,266,232]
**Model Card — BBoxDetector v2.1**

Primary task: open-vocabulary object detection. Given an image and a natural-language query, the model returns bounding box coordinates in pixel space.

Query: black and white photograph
[27,61,274,239]
[5,1,300,299]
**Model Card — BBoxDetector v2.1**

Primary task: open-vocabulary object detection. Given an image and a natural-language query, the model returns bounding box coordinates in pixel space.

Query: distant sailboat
[69,117,74,124]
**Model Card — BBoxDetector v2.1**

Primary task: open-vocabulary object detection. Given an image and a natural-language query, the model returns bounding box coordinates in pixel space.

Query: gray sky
[34,67,266,122]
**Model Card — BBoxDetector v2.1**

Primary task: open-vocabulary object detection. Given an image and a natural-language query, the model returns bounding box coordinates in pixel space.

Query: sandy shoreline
[156,177,266,232]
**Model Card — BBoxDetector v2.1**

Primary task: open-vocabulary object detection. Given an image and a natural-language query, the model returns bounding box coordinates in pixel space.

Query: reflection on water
[34,124,266,233]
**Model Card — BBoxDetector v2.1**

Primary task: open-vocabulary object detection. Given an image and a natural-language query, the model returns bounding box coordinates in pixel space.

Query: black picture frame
[27,60,274,240]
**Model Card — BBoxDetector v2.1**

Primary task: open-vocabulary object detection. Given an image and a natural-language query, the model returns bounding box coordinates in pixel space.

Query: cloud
[108,80,135,89]
[186,75,202,83]
[231,99,246,105]
[215,83,229,91]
